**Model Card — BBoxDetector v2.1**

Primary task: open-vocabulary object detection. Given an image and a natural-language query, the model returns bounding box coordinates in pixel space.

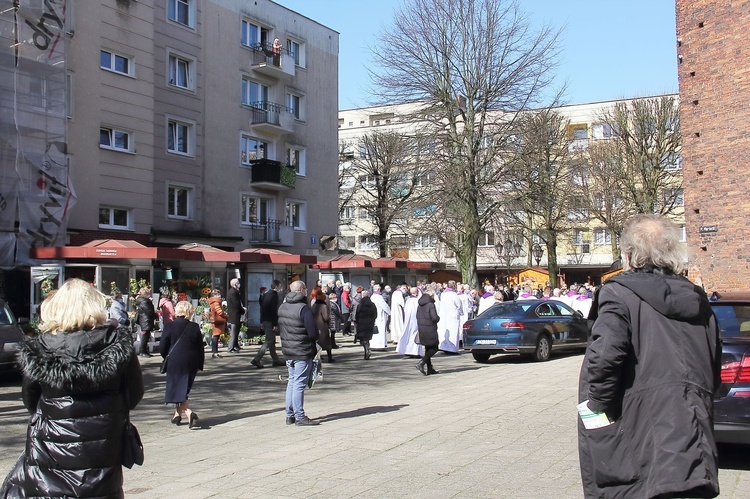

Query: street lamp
[532,243,544,267]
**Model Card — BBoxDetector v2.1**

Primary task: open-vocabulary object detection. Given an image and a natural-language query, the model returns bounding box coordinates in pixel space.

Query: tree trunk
[547,230,559,288]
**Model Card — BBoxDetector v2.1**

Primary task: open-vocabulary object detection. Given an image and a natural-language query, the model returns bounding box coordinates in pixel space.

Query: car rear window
[481,302,533,318]
[711,304,750,338]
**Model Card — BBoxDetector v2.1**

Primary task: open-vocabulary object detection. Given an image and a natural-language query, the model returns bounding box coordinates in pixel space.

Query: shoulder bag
[122,372,144,469]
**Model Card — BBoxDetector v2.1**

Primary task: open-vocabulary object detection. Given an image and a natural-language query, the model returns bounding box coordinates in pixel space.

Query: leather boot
[415,360,427,375]
[427,364,439,375]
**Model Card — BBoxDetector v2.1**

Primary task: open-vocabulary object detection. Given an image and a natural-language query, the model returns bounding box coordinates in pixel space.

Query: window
[167,119,193,156]
[167,184,192,219]
[567,196,589,221]
[664,153,683,171]
[99,206,131,230]
[168,53,193,89]
[478,231,495,247]
[594,228,612,245]
[241,195,271,225]
[680,225,686,242]
[168,0,193,27]
[100,127,131,152]
[358,145,368,159]
[286,38,304,67]
[100,50,131,76]
[241,20,261,47]
[286,146,305,175]
[415,171,435,187]
[340,236,355,250]
[242,78,268,106]
[286,92,302,120]
[663,188,684,207]
[573,229,590,253]
[413,234,436,249]
[592,123,615,139]
[285,200,306,230]
[342,206,356,220]
[359,235,378,250]
[413,204,437,217]
[358,206,371,219]
[358,174,376,187]
[240,135,269,164]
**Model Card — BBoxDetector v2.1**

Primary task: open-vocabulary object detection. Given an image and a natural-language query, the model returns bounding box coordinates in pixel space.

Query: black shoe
[251,359,264,369]
[415,361,428,376]
[327,357,336,363]
[286,416,296,425]
[294,417,320,426]
[228,349,239,354]
[332,344,340,349]
[427,367,440,375]
[272,360,286,367]
[188,412,199,429]
[171,415,182,425]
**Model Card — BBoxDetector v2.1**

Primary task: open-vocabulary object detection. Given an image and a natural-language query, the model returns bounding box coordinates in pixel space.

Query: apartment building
[1,0,339,316]
[338,96,684,286]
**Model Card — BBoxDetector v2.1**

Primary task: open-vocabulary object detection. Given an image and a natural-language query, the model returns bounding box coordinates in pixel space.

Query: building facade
[677,0,750,292]
[1,0,339,316]
[338,96,684,286]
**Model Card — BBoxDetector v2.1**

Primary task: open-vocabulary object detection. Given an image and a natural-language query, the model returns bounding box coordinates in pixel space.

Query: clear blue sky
[277,0,678,110]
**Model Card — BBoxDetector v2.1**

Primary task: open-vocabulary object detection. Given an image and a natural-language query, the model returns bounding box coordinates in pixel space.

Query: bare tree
[506,108,577,287]
[597,96,682,215]
[370,0,561,288]
[338,130,427,257]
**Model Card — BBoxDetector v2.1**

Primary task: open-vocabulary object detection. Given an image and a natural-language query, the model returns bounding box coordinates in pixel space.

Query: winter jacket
[416,293,440,346]
[341,289,351,314]
[159,317,205,404]
[109,299,129,327]
[279,291,319,360]
[329,300,345,331]
[208,297,227,337]
[354,297,377,341]
[578,267,721,498]
[1,326,144,498]
[159,297,175,325]
[226,287,245,325]
[259,289,279,325]
[312,300,331,350]
[135,296,157,331]
[350,292,362,324]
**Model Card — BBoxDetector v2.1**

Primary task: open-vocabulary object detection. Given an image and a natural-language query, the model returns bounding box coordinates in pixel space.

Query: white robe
[477,294,495,316]
[389,290,406,343]
[458,292,472,328]
[370,292,391,349]
[571,295,593,318]
[437,289,463,353]
[397,295,421,356]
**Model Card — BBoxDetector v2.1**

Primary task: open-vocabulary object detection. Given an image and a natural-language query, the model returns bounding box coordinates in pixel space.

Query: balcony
[249,43,295,78]
[248,101,293,135]
[249,158,296,191]
[246,219,294,246]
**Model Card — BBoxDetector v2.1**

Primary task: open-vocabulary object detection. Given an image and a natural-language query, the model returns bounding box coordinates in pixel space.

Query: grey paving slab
[1,342,750,497]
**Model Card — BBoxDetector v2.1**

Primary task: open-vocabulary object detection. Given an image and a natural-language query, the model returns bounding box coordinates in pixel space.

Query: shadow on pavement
[316,404,409,423]
[718,443,750,471]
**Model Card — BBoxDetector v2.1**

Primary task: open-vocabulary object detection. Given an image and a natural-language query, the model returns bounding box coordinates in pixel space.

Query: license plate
[476,339,496,345]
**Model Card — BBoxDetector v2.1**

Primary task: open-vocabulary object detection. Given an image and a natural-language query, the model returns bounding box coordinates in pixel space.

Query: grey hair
[361,290,371,298]
[621,214,685,273]
[290,280,306,292]
[372,284,381,293]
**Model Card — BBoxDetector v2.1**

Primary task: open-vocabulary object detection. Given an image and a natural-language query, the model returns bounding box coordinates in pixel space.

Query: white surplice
[458,292,472,328]
[437,289,463,353]
[397,295,421,356]
[389,290,406,343]
[370,292,391,349]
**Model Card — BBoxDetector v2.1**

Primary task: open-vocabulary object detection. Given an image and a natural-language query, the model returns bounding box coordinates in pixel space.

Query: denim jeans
[285,359,313,421]
[253,321,280,362]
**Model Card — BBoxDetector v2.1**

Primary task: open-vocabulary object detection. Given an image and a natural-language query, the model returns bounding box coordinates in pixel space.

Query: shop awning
[240,248,317,265]
[30,239,185,260]
[313,254,440,270]
[178,243,241,262]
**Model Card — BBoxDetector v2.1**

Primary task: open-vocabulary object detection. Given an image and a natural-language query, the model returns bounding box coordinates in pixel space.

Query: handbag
[122,417,144,469]
[160,323,188,374]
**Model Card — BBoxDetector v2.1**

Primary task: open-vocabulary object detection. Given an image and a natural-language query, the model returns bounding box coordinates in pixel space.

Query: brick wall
[677,0,750,292]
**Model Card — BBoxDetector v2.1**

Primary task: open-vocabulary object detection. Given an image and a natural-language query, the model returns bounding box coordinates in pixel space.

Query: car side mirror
[573,310,583,319]
[18,317,29,325]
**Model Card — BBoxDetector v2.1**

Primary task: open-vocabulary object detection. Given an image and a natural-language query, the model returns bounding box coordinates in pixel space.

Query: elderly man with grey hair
[226,278,245,353]
[279,280,320,426]
[578,214,720,498]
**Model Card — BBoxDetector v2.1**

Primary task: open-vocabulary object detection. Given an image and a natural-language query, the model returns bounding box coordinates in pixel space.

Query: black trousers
[423,344,439,367]
[140,330,152,354]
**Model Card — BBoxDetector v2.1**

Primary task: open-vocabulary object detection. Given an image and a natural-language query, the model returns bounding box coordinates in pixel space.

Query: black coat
[259,289,279,325]
[159,317,205,404]
[354,296,377,341]
[578,268,721,498]
[135,295,157,331]
[416,293,440,346]
[2,326,144,498]
[226,287,245,325]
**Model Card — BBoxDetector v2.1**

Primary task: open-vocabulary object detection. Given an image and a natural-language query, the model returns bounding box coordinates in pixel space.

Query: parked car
[710,299,750,444]
[0,299,26,372]
[462,299,592,362]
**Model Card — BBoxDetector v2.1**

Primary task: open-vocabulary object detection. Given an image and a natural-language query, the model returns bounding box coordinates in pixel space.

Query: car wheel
[533,334,551,362]
[472,352,491,363]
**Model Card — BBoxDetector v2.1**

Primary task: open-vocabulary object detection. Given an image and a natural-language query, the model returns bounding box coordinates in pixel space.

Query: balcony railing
[248,101,293,134]
[249,158,296,190]
[249,43,295,76]
[247,219,282,244]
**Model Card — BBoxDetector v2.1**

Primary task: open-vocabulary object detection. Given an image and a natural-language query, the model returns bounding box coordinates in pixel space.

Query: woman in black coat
[416,288,441,375]
[135,287,157,357]
[159,300,205,429]
[1,278,144,498]
[354,292,377,360]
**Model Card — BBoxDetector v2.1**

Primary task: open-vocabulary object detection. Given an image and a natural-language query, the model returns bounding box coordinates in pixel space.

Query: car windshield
[711,304,750,339]
[480,302,533,318]
[0,305,14,325]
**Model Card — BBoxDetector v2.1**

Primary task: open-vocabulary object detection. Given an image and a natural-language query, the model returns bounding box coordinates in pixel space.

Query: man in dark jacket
[135,287,157,357]
[226,278,245,353]
[252,279,284,368]
[279,280,320,426]
[578,214,721,498]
